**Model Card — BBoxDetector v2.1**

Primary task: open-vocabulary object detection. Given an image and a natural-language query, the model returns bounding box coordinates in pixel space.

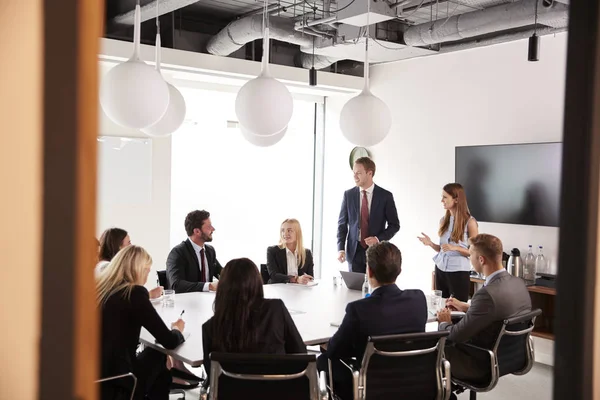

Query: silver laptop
[340,271,365,291]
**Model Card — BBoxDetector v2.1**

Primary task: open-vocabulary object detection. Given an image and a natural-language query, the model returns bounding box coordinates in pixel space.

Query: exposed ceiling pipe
[440,25,567,53]
[206,15,317,56]
[112,0,199,25]
[296,53,343,69]
[403,0,568,46]
[238,3,283,19]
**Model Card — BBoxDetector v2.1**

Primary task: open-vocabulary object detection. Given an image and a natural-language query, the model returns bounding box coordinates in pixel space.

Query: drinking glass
[431,290,443,311]
[163,289,175,307]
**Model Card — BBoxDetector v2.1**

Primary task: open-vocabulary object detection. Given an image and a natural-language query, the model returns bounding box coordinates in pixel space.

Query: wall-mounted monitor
[455,142,562,227]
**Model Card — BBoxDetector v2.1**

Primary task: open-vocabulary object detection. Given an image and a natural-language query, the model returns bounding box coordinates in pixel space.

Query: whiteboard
[97,137,153,205]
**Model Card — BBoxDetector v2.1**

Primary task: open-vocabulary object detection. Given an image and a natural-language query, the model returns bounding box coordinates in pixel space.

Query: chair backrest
[360,331,450,400]
[494,308,542,377]
[157,270,168,288]
[260,264,270,285]
[96,372,137,400]
[209,352,320,400]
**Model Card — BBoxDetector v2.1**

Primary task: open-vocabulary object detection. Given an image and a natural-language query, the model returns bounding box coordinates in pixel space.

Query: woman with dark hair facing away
[202,258,306,385]
[97,245,185,400]
[418,183,478,301]
[96,227,131,277]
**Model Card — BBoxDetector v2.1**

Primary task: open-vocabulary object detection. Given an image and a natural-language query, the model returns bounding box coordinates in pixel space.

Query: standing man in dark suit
[437,233,532,384]
[318,242,427,400]
[166,210,223,293]
[337,157,400,273]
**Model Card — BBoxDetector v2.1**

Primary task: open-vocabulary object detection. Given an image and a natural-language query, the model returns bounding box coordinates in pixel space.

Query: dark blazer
[166,239,223,293]
[439,270,532,381]
[202,298,307,384]
[337,185,400,263]
[266,245,314,284]
[100,286,184,399]
[326,284,427,364]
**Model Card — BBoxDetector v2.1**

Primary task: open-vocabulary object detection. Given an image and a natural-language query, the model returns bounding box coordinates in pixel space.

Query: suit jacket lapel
[370,185,381,225]
[353,186,360,223]
[184,240,200,279]
[277,247,288,274]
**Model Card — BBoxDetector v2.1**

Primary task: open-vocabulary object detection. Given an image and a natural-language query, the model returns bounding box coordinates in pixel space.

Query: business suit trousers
[444,344,489,383]
[348,244,367,273]
[435,268,470,302]
[317,354,354,400]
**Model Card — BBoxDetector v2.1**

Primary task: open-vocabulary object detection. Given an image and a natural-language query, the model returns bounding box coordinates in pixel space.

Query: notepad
[288,281,319,287]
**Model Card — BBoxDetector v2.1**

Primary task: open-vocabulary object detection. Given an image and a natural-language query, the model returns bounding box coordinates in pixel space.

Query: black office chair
[157,270,169,288]
[452,308,542,400]
[260,264,271,285]
[95,372,137,400]
[330,331,451,400]
[206,352,328,400]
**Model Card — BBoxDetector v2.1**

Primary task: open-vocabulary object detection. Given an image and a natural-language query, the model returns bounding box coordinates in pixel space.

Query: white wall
[323,33,568,292]
[96,113,172,283]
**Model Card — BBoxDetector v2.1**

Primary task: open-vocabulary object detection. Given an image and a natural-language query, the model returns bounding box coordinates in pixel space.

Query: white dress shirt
[188,238,211,292]
[286,247,299,277]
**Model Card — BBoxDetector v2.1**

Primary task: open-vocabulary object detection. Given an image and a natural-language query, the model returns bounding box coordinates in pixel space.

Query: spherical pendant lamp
[100,2,170,130]
[235,7,293,138]
[142,9,186,137]
[240,125,287,147]
[339,2,392,147]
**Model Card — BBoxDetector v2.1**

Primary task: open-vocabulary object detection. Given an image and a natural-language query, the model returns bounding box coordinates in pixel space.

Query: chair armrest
[442,359,451,400]
[319,370,329,400]
[95,373,137,400]
[339,359,358,373]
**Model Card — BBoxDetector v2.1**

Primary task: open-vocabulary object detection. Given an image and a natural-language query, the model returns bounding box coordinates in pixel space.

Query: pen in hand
[179,310,185,320]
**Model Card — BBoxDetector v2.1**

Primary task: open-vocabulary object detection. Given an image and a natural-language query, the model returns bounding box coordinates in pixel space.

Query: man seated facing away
[166,210,223,293]
[437,233,532,389]
[318,241,427,400]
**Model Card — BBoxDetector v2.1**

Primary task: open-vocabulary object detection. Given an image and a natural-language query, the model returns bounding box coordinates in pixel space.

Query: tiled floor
[456,363,553,399]
[171,362,553,400]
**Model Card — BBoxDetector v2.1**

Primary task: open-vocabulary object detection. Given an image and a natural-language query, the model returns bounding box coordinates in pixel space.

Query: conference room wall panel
[323,33,567,294]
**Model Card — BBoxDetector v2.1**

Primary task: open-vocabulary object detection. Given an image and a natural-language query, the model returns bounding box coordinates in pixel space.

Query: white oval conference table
[140,282,439,367]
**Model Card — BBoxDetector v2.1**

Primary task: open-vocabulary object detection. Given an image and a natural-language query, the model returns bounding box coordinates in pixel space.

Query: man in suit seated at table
[318,241,427,400]
[166,210,223,293]
[437,233,532,387]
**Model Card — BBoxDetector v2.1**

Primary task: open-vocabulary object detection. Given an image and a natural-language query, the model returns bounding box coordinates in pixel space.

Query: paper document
[288,280,319,287]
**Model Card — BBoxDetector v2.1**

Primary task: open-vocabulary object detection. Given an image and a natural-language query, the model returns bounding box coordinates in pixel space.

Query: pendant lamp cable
[534,0,539,34]
[364,0,370,90]
[155,0,161,71]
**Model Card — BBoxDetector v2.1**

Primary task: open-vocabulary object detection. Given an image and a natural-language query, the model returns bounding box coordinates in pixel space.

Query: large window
[170,88,320,272]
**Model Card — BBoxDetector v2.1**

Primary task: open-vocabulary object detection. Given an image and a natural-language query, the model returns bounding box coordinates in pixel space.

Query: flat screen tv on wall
[455,142,562,227]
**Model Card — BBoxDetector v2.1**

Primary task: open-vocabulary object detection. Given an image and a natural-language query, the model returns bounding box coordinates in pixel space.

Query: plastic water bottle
[535,246,547,275]
[523,245,536,285]
[362,274,370,298]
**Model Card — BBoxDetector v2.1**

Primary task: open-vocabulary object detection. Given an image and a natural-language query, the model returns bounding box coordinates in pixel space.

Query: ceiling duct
[112,0,198,25]
[403,0,568,47]
[206,15,315,56]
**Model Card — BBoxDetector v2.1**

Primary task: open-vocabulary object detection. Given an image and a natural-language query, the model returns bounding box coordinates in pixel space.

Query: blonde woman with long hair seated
[97,245,185,400]
[266,218,314,284]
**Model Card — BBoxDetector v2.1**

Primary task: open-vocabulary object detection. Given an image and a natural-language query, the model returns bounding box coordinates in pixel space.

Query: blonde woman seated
[97,245,185,400]
[266,218,314,284]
